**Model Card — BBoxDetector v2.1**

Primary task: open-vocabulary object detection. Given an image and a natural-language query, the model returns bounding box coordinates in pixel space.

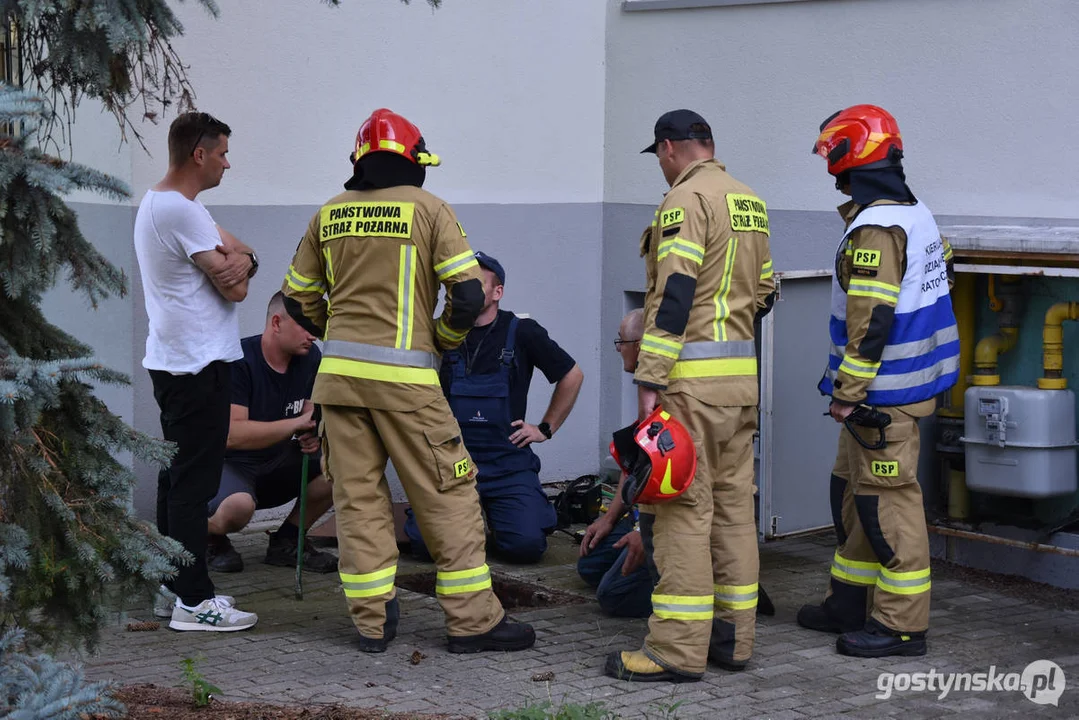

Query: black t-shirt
[227,334,321,463]
[440,309,576,422]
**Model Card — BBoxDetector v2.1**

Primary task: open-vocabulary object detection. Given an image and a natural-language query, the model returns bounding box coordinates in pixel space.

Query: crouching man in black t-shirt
[206,292,337,574]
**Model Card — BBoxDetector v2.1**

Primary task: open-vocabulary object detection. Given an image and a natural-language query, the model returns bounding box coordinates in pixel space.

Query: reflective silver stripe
[828,325,960,363]
[323,340,439,369]
[435,569,491,590]
[832,557,880,582]
[824,355,959,390]
[679,340,756,360]
[652,601,714,615]
[436,254,477,279]
[342,577,394,592]
[879,574,930,588]
[713,589,758,603]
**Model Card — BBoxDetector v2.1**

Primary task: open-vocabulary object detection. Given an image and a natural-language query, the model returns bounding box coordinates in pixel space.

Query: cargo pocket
[425,423,475,492]
[852,408,917,489]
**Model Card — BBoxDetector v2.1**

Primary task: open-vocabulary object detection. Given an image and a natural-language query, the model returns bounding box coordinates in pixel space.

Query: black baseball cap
[641,109,713,154]
[474,251,506,286]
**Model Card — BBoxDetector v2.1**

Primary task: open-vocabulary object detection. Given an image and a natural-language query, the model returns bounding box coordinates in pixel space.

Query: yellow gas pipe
[1037,302,1079,390]
[971,276,1023,387]
[941,272,977,518]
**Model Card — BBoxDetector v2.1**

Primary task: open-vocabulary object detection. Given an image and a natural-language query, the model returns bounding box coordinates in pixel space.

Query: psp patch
[453,458,471,479]
[871,460,899,478]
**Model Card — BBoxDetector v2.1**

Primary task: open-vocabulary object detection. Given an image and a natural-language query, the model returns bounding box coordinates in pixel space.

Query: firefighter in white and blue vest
[798,105,959,658]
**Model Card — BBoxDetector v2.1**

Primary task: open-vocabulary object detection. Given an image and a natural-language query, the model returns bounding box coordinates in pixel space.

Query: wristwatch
[245,251,259,278]
[538,422,553,440]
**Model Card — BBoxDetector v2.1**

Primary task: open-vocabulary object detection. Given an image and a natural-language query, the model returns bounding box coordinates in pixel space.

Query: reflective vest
[818,202,960,406]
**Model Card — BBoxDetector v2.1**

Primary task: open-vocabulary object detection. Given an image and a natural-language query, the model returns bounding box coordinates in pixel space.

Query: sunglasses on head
[189,112,223,157]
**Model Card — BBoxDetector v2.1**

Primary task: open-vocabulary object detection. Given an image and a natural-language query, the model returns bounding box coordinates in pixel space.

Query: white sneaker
[168,596,257,632]
[153,585,235,619]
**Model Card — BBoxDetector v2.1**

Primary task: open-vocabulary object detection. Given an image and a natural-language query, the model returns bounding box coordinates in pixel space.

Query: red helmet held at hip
[812,104,903,176]
[609,406,697,506]
[351,108,441,167]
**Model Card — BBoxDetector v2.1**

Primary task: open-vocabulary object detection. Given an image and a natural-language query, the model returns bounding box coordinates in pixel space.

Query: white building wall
[605,0,1079,219]
[131,0,607,206]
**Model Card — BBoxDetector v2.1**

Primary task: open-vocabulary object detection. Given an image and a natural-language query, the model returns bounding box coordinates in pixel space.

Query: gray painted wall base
[930,528,1079,590]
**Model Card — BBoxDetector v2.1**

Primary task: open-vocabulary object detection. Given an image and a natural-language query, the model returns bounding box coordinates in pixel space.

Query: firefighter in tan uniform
[798,105,959,658]
[282,108,535,654]
[606,110,776,682]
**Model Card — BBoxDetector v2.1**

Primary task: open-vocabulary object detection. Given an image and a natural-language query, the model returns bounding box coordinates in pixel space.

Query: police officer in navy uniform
[406,251,584,563]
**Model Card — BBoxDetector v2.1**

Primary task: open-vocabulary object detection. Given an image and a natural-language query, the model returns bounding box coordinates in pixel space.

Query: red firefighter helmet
[351,108,441,167]
[812,104,902,176]
[609,406,697,506]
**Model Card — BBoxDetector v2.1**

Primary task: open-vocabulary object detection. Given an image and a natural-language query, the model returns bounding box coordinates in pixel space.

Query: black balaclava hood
[843,165,916,206]
[345,152,426,191]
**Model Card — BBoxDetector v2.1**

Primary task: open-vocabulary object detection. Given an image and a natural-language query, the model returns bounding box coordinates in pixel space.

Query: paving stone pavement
[80,523,1079,718]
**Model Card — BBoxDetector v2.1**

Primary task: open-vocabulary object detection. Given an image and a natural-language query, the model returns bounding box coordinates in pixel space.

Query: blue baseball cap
[474,251,506,286]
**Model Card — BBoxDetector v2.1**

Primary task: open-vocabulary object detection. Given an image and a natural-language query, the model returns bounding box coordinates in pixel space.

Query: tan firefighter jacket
[282,185,483,412]
[634,158,775,407]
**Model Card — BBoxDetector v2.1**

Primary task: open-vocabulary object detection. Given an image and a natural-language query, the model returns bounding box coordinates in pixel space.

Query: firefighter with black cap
[797,104,958,658]
[605,109,776,682]
[282,108,535,655]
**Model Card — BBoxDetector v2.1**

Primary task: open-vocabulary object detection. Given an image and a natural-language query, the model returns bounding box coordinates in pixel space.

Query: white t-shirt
[134,190,242,374]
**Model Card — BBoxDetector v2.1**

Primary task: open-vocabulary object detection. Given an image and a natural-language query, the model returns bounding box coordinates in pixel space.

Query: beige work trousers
[825,407,932,633]
[643,394,759,675]
[321,397,504,638]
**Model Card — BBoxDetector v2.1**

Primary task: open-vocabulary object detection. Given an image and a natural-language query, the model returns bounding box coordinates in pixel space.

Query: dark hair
[266,291,285,320]
[685,123,714,149]
[168,111,231,166]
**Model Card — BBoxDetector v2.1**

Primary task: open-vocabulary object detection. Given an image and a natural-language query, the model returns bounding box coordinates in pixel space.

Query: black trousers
[150,361,231,606]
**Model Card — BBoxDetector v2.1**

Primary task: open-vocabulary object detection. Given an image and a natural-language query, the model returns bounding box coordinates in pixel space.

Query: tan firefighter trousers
[824,406,931,633]
[321,398,504,638]
[643,393,759,674]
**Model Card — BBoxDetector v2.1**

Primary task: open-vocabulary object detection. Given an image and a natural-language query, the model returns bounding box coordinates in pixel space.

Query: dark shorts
[208,445,323,516]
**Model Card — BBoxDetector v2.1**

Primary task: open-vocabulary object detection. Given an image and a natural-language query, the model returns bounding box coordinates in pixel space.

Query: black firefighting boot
[797,581,866,634]
[707,617,748,672]
[357,596,399,653]
[447,616,536,654]
[604,650,702,683]
[757,583,776,616]
[837,617,927,658]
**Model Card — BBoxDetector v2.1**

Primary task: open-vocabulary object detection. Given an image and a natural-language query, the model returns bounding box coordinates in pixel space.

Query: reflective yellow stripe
[641,333,682,360]
[712,238,738,341]
[839,354,881,379]
[322,248,335,288]
[848,278,900,304]
[651,593,714,621]
[395,245,416,350]
[651,209,659,228]
[341,565,396,598]
[759,259,774,280]
[877,567,931,595]
[830,551,880,586]
[319,357,440,385]
[657,237,704,265]
[285,265,326,294]
[355,139,408,160]
[435,317,468,344]
[435,250,479,281]
[436,564,492,595]
[713,582,758,611]
[669,357,757,379]
[849,279,900,293]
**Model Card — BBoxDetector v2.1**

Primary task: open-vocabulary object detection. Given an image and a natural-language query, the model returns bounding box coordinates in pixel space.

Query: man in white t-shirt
[134,111,260,632]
